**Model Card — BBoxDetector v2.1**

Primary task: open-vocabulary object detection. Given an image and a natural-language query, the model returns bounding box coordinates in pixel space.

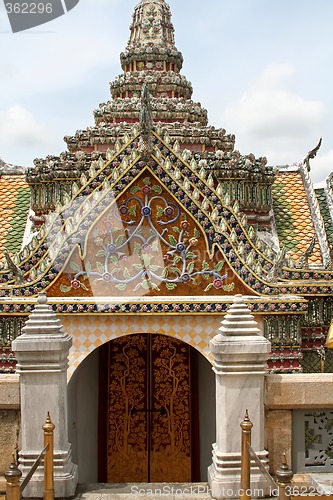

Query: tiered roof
[272,169,322,264]
[0,161,30,262]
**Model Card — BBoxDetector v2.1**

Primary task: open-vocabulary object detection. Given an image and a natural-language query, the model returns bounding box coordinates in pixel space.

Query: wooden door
[99,334,197,483]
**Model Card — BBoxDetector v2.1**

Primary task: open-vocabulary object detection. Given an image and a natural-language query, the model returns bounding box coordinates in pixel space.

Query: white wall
[68,348,99,483]
[198,353,216,481]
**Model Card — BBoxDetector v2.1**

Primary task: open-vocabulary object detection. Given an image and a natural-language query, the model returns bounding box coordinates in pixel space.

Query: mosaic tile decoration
[61,314,219,378]
[301,349,333,374]
[301,350,322,373]
[272,171,322,263]
[315,188,333,247]
[0,174,30,262]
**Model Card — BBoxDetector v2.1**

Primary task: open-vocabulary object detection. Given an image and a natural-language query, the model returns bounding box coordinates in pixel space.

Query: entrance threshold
[74,483,212,499]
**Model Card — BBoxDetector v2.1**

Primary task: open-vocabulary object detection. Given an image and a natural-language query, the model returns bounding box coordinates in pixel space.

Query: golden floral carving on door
[106,334,192,483]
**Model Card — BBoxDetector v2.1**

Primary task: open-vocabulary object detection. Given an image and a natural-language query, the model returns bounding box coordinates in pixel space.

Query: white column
[208,295,271,499]
[12,293,78,498]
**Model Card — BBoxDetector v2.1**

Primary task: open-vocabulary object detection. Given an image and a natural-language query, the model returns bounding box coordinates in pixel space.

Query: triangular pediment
[45,167,237,298]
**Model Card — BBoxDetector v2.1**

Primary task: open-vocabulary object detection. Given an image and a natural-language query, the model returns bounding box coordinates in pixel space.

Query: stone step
[74,483,212,500]
[310,474,333,496]
[73,481,333,500]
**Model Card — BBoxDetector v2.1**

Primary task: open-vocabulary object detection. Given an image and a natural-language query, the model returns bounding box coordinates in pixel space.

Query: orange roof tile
[0,174,30,262]
[272,171,322,264]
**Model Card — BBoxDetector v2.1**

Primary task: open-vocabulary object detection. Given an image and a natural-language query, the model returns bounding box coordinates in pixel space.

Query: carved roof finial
[4,248,24,284]
[303,138,322,172]
[295,235,316,269]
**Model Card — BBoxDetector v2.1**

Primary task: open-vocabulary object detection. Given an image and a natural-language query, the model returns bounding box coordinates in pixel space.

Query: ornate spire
[107,0,205,116]
[121,0,183,72]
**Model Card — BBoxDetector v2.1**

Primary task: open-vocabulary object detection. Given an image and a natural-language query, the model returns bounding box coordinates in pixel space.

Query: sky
[0,0,332,185]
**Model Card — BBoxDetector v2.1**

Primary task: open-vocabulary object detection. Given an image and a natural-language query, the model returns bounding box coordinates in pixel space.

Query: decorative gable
[47,168,234,298]
[1,127,333,313]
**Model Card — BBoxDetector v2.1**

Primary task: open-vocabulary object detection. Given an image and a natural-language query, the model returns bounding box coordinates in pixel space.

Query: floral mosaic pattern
[59,175,228,295]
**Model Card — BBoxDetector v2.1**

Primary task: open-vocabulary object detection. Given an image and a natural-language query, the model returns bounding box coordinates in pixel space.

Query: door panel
[150,334,191,482]
[107,334,148,482]
[103,334,193,483]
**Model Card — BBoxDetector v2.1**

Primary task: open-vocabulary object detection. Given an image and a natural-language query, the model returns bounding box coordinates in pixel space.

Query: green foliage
[156,206,164,217]
[204,283,213,292]
[115,283,127,291]
[109,255,119,266]
[149,265,162,272]
[214,261,224,272]
[97,262,105,274]
[133,263,144,271]
[85,261,92,272]
[166,282,177,290]
[123,267,131,279]
[115,235,125,246]
[187,262,195,274]
[186,252,196,259]
[168,235,177,246]
[134,242,142,254]
[70,261,81,272]
[151,239,159,252]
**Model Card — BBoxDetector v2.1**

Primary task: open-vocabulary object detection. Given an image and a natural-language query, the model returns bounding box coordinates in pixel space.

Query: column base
[208,444,271,499]
[19,449,78,498]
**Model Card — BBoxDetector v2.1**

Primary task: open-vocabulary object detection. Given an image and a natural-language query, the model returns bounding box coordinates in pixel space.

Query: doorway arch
[68,333,215,483]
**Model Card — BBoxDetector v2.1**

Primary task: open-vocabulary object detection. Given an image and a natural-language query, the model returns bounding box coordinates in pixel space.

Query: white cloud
[1,36,119,100]
[311,150,333,184]
[0,2,128,102]
[225,64,325,138]
[223,63,326,164]
[0,104,55,150]
[0,61,15,80]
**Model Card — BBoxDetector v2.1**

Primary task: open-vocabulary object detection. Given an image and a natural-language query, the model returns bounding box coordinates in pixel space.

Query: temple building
[0,0,333,493]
